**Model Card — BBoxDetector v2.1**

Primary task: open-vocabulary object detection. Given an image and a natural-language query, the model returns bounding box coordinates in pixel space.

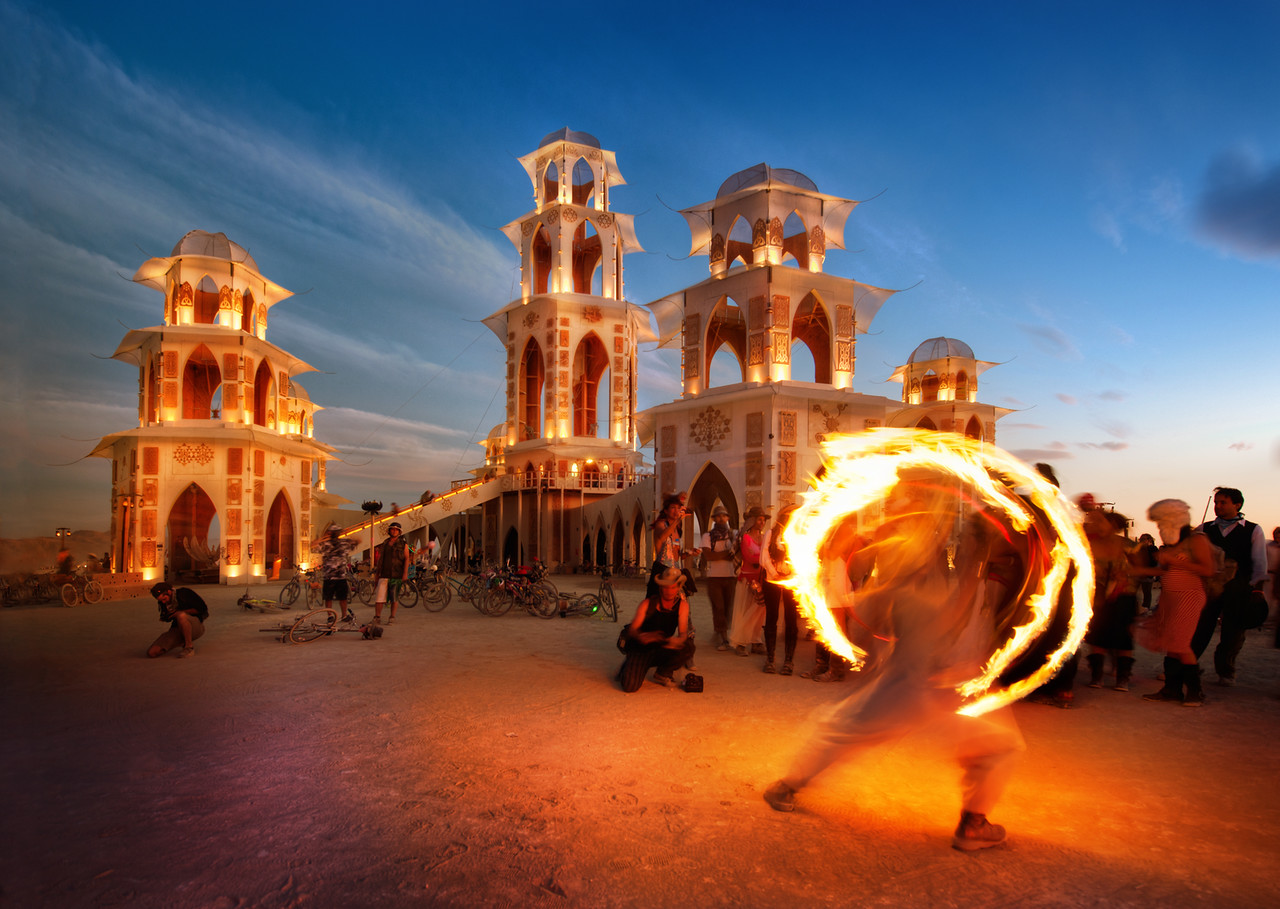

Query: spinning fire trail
[780,429,1095,717]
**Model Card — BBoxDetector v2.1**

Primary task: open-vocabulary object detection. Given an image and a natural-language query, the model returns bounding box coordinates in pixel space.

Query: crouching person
[617,567,695,691]
[147,582,209,658]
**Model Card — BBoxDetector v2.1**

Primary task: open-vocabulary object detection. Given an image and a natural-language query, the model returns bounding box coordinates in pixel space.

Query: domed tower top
[890,337,997,405]
[132,230,292,339]
[678,163,862,275]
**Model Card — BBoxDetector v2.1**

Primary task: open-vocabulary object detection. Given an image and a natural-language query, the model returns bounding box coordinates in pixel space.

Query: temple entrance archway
[265,491,295,574]
[686,461,739,531]
[166,482,217,582]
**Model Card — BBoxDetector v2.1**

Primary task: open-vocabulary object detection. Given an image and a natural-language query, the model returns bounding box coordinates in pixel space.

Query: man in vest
[1191,487,1268,686]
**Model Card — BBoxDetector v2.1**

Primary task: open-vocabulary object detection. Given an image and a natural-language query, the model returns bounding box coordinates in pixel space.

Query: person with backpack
[1190,487,1269,686]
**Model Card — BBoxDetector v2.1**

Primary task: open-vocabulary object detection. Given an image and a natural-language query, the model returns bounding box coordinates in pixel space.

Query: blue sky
[2,0,1277,539]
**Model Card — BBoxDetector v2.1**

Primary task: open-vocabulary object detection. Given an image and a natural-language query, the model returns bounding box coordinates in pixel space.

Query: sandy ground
[3,577,1279,909]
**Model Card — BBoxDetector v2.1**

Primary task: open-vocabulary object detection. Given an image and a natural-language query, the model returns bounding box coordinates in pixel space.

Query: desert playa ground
[3,577,1279,908]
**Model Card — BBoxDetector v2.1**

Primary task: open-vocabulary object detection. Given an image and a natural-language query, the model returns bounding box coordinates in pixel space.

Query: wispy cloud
[1227,441,1254,452]
[1018,317,1082,361]
[1056,393,1078,405]
[1078,441,1129,452]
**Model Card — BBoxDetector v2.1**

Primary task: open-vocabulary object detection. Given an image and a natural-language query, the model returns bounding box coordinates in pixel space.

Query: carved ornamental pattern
[142,447,159,475]
[710,233,725,263]
[522,218,536,237]
[745,452,763,486]
[141,541,156,568]
[689,407,731,452]
[561,206,578,224]
[836,340,852,372]
[226,540,241,565]
[810,224,825,255]
[522,309,539,330]
[778,450,796,486]
[173,443,214,466]
[748,333,766,366]
[746,412,763,448]
[749,296,767,330]
[227,479,242,505]
[836,304,853,338]
[593,211,614,229]
[218,286,233,310]
[779,411,797,446]
[613,337,624,353]
[752,219,767,249]
[163,351,178,378]
[142,479,157,506]
[582,305,603,323]
[767,217,783,246]
[546,209,559,225]
[771,295,790,326]
[660,425,676,458]
[772,332,790,364]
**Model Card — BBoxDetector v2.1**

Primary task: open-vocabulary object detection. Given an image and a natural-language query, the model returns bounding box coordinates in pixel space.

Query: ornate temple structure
[636,163,1008,539]
[92,231,338,583]
[382,139,1008,572]
[90,134,1009,582]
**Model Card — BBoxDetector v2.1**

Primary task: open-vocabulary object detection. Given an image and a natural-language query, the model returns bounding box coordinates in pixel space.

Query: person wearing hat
[728,506,769,656]
[617,566,696,691]
[146,582,209,658]
[700,504,737,650]
[373,522,411,625]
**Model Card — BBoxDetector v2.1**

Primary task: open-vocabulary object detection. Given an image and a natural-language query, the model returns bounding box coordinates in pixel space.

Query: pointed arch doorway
[265,491,295,576]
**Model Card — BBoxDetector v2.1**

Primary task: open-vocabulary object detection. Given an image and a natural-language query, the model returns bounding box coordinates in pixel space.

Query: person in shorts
[147,582,208,658]
[374,522,411,625]
[316,527,358,621]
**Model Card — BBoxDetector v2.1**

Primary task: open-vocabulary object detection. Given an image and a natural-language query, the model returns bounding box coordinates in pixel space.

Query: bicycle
[60,569,104,607]
[479,570,557,618]
[412,566,477,612]
[259,608,377,644]
[278,567,321,608]
[556,568,619,622]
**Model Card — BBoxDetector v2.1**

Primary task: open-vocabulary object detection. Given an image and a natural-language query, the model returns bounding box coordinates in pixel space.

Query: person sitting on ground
[617,567,695,691]
[147,582,209,658]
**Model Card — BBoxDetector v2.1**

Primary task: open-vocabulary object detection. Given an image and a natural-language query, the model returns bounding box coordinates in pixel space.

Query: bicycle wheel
[534,579,559,601]
[529,586,559,618]
[600,586,618,622]
[481,588,514,617]
[279,579,300,607]
[356,578,375,605]
[306,581,322,608]
[61,583,79,607]
[573,594,601,617]
[288,608,338,643]
[422,582,449,612]
[83,579,104,604]
[397,581,419,608]
[458,575,481,603]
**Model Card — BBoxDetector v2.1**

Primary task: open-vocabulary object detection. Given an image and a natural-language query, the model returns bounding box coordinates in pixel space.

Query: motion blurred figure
[763,470,1024,851]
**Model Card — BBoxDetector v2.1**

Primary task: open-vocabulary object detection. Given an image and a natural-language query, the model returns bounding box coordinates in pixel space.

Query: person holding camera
[146,582,209,658]
[648,493,698,601]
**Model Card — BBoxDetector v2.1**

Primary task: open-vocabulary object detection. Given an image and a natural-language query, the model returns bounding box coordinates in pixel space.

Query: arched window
[571,220,602,294]
[781,210,809,267]
[253,359,276,428]
[518,338,544,440]
[921,371,940,403]
[726,216,753,269]
[791,292,832,383]
[570,157,595,206]
[145,358,158,423]
[704,295,747,386]
[917,416,937,431]
[542,161,560,204]
[532,226,552,295]
[965,416,983,440]
[241,290,255,334]
[572,332,609,438]
[955,370,970,402]
[908,379,921,405]
[194,276,219,324]
[182,344,221,419]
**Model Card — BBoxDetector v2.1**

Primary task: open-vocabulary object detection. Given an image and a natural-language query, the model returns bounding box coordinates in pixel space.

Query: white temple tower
[640,165,1008,532]
[477,129,654,567]
[91,231,337,584]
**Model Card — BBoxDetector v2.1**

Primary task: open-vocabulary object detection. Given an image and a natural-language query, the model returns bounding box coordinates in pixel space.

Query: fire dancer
[763,469,1025,851]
